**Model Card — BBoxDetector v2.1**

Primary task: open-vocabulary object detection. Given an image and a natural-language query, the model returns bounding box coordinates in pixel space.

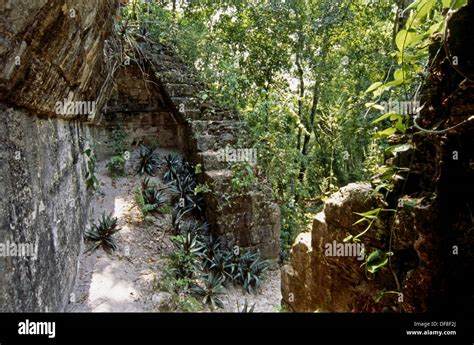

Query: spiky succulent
[163,154,184,183]
[191,273,226,309]
[136,145,160,176]
[169,233,204,279]
[142,187,166,210]
[235,250,271,293]
[237,300,255,313]
[135,178,167,216]
[84,213,121,252]
[172,232,204,255]
[175,220,209,237]
[200,234,222,262]
[207,250,233,282]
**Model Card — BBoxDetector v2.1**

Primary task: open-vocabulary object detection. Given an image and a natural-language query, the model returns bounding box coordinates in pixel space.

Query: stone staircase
[143,42,280,259]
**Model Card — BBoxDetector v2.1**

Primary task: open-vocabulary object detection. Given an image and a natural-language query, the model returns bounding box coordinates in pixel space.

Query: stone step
[190,120,241,136]
[193,134,219,152]
[204,168,233,185]
[171,96,200,111]
[196,150,229,171]
[164,83,200,97]
[181,109,201,121]
[154,60,195,75]
[156,71,198,85]
[200,109,239,121]
[191,130,237,152]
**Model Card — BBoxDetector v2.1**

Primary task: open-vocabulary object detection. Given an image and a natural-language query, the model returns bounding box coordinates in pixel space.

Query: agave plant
[135,178,167,216]
[235,251,271,293]
[163,154,181,183]
[142,187,166,211]
[191,273,225,309]
[84,213,121,252]
[178,158,194,176]
[237,299,256,313]
[200,234,222,263]
[175,220,209,237]
[169,232,204,279]
[141,176,153,191]
[214,244,241,283]
[207,250,233,282]
[172,232,204,255]
[168,174,196,200]
[136,145,160,176]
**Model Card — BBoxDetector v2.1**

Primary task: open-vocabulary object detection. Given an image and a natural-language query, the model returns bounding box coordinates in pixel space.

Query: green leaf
[358,208,382,216]
[386,143,411,156]
[371,112,393,124]
[385,79,404,88]
[365,102,385,111]
[395,30,415,52]
[399,197,423,209]
[366,249,389,274]
[428,21,443,35]
[374,127,396,139]
[365,82,383,94]
[389,113,403,121]
[394,68,408,82]
[452,0,468,9]
[367,257,388,273]
[395,118,408,133]
[415,0,435,20]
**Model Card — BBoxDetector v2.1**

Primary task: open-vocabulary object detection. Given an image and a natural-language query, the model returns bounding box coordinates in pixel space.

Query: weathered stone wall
[92,63,188,160]
[281,184,393,312]
[0,0,118,311]
[0,106,92,311]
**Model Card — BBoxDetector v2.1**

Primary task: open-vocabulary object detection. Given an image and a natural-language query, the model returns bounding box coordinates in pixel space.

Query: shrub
[108,127,128,155]
[207,250,233,282]
[106,153,127,177]
[237,300,255,313]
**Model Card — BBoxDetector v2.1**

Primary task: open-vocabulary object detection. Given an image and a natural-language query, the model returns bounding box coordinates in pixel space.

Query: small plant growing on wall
[106,153,127,178]
[106,127,129,178]
[84,213,122,252]
[108,127,128,155]
[230,162,257,195]
[84,147,98,191]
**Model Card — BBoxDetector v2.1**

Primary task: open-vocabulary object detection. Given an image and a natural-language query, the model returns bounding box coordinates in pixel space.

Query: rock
[324,183,375,231]
[282,185,394,312]
[151,292,172,305]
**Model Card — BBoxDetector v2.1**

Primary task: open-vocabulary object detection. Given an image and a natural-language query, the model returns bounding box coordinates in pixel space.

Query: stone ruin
[0,0,280,312]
